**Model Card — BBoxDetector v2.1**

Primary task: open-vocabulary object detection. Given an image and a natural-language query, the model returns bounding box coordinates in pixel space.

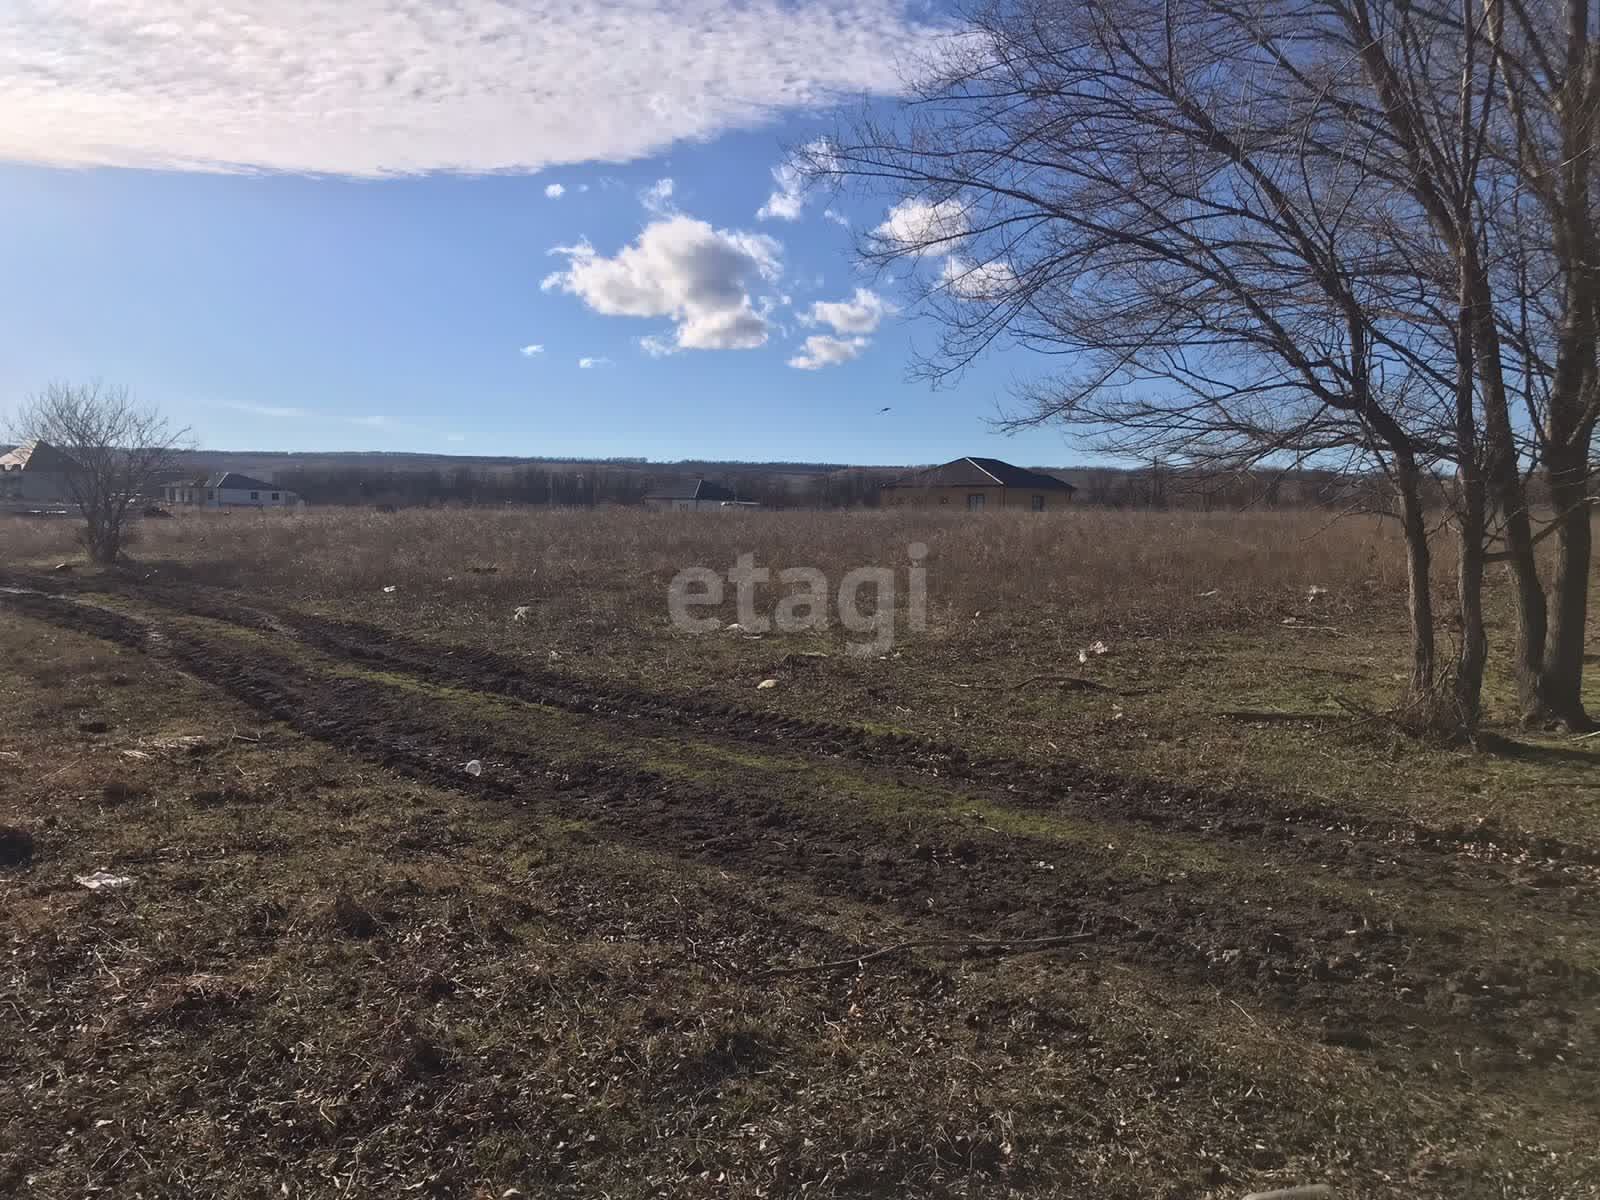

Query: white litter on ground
[75,871,134,891]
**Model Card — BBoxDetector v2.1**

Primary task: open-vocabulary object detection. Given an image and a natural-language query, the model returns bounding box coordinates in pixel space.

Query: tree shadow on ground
[1474,731,1600,768]
[117,557,246,590]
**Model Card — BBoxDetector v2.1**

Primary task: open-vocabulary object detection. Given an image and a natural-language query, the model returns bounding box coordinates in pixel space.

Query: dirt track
[4,570,1597,1097]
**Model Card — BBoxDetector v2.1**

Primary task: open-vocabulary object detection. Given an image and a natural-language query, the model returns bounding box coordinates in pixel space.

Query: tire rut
[4,583,1596,1084]
[39,569,1600,881]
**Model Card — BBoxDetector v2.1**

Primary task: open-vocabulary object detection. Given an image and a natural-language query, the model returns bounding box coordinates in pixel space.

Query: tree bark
[1454,485,1488,728]
[1542,438,1596,729]
[1395,451,1436,700]
[1452,272,1487,730]
[1465,275,1550,722]
[1534,0,1598,729]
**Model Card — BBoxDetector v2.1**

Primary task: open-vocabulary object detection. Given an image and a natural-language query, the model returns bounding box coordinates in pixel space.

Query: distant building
[0,440,79,505]
[881,457,1076,511]
[642,479,759,512]
[163,473,301,510]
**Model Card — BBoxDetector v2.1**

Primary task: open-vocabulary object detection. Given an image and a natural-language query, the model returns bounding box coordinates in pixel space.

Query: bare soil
[2,568,1598,1197]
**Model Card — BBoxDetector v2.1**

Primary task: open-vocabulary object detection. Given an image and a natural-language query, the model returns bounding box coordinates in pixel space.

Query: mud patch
[0,826,35,868]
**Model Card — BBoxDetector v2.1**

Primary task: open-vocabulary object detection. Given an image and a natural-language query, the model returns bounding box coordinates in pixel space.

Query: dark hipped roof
[185,472,286,492]
[0,440,80,473]
[883,456,1076,491]
[645,478,742,502]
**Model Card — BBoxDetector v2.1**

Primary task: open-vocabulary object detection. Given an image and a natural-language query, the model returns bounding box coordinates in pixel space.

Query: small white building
[641,479,759,512]
[164,473,301,510]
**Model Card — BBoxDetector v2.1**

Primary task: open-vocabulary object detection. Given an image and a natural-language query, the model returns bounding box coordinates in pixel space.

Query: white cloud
[788,334,868,370]
[639,334,679,358]
[520,343,546,357]
[679,303,769,350]
[446,433,466,442]
[757,138,837,221]
[578,356,614,369]
[758,167,805,221]
[220,401,455,438]
[873,197,969,250]
[941,256,1016,299]
[224,401,313,419]
[823,208,851,227]
[0,1,935,176]
[641,177,676,214]
[543,215,782,352]
[544,183,566,199]
[803,287,895,335]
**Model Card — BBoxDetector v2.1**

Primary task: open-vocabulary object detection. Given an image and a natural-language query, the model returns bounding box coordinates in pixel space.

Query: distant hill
[165,450,877,476]
[4,444,1373,510]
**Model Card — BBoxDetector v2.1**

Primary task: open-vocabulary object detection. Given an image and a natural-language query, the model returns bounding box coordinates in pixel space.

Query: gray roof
[883,457,1076,491]
[645,478,743,502]
[182,472,289,492]
[0,440,80,474]
[173,467,292,489]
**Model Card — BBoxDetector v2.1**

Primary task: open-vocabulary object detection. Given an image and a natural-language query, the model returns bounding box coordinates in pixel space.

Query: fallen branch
[754,933,1096,980]
[943,674,1112,692]
[1216,709,1339,724]
[943,675,1151,696]
[1292,664,1369,682]
[1015,673,1119,692]
[1329,693,1401,732]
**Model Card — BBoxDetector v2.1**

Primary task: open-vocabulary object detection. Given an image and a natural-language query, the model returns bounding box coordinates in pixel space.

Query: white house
[641,479,760,512]
[163,473,301,510]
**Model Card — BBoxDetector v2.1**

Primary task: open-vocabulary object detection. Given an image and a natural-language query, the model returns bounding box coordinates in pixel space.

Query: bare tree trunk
[1454,484,1488,727]
[1503,534,1552,724]
[1466,287,1550,722]
[1395,452,1437,699]
[1535,0,1598,729]
[87,519,120,565]
[1542,437,1596,728]
[1452,279,1488,729]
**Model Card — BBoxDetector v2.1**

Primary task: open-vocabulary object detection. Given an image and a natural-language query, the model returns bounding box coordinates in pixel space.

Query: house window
[270,492,280,501]
[1031,494,1045,511]
[250,491,259,500]
[207,490,214,500]
[939,496,949,505]
[967,493,986,511]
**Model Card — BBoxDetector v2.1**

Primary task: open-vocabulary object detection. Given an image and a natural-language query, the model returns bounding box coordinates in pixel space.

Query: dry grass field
[2,506,1599,1198]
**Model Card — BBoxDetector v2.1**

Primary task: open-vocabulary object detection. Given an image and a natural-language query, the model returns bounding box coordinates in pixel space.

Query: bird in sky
[878,406,892,413]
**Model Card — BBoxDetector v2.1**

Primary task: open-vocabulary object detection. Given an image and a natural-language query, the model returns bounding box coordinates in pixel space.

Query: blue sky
[0,0,1084,467]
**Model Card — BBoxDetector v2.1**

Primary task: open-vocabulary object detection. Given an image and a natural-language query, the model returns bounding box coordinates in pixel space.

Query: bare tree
[10,382,189,564]
[1486,0,1599,728]
[811,0,1600,730]
[808,0,1474,724]
[1300,0,1599,728]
